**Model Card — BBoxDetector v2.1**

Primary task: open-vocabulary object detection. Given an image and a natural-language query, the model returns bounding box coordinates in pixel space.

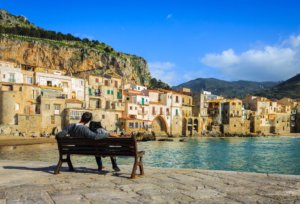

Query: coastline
[1,133,300,147]
[0,136,56,147]
[0,160,300,203]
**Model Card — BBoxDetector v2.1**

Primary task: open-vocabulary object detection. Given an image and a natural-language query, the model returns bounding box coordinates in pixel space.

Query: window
[9,73,15,82]
[96,100,101,108]
[176,96,179,103]
[105,80,109,86]
[129,122,134,128]
[70,111,82,120]
[130,106,133,110]
[51,116,55,124]
[126,97,130,101]
[114,81,118,88]
[160,107,163,115]
[95,78,99,83]
[54,104,61,114]
[102,115,105,119]
[152,107,156,115]
[115,114,119,120]
[62,82,68,87]
[47,81,52,86]
[81,80,84,86]
[107,90,110,95]
[176,109,179,116]
[45,104,50,110]
[2,74,5,79]
[15,103,20,111]
[27,77,33,84]
[111,90,114,95]
[135,122,139,128]
[135,107,137,110]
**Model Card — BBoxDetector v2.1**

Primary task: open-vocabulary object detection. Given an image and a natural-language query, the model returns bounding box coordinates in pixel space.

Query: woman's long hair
[89,121,103,133]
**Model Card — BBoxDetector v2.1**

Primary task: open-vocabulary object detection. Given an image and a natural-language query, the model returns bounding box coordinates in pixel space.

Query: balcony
[111,103,125,111]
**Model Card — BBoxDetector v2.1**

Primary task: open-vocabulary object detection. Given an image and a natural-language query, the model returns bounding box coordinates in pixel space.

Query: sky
[1,0,300,85]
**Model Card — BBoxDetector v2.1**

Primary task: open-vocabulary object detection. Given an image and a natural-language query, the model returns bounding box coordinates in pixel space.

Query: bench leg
[131,158,138,179]
[67,154,74,171]
[139,156,144,176]
[54,157,63,174]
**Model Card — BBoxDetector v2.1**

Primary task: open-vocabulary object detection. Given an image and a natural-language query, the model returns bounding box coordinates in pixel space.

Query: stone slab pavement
[0,160,300,204]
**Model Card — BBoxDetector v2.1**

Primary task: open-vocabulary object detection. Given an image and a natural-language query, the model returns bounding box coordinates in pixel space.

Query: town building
[243,96,291,134]
[0,61,23,83]
[193,91,224,133]
[0,59,297,137]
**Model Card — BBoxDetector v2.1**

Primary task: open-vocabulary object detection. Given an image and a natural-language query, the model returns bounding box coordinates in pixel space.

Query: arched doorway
[188,118,193,136]
[194,119,199,134]
[152,116,167,136]
[182,118,187,136]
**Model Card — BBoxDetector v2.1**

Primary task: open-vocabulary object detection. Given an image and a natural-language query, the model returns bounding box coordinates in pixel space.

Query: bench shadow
[3,165,58,174]
[3,165,111,175]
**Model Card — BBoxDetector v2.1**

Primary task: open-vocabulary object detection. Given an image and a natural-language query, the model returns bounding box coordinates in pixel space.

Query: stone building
[193,91,223,133]
[221,99,250,134]
[244,96,291,134]
[0,82,41,134]
[291,105,300,133]
[178,88,199,136]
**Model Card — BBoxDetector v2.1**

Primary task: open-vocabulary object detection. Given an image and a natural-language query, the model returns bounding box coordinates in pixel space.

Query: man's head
[80,112,92,124]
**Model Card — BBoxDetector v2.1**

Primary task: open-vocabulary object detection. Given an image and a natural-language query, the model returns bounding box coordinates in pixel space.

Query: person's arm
[82,126,108,140]
[58,124,75,138]
[63,124,74,133]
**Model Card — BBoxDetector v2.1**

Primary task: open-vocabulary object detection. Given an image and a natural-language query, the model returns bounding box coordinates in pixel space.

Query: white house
[35,70,72,99]
[0,61,23,83]
[71,77,86,101]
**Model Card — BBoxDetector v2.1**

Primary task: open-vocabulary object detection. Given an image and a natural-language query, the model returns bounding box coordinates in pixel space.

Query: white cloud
[201,34,300,81]
[148,62,177,85]
[166,14,173,20]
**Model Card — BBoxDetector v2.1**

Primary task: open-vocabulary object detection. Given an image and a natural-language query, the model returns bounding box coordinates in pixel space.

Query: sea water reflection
[1,136,300,175]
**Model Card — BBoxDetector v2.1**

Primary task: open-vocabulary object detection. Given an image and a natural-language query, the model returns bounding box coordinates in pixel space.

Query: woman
[89,121,120,172]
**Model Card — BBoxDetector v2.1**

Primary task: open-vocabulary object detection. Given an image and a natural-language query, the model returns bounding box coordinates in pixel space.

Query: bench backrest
[56,136,138,157]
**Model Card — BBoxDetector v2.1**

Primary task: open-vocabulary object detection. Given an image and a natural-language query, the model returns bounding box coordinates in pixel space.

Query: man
[58,112,120,171]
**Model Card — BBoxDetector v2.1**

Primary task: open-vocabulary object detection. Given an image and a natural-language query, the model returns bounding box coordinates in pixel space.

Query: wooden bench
[55,136,145,179]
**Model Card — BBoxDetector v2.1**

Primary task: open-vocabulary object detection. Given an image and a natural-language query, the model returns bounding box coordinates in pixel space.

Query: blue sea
[1,136,300,175]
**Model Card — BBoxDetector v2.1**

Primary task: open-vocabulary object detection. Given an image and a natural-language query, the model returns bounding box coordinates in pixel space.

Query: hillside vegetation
[174,78,279,98]
[256,74,300,99]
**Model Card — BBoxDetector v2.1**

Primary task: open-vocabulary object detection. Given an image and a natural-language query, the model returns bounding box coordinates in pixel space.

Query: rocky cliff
[0,9,151,85]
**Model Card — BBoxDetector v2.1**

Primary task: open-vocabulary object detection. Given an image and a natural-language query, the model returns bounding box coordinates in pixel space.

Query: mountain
[256,74,300,99]
[0,9,151,85]
[174,78,279,98]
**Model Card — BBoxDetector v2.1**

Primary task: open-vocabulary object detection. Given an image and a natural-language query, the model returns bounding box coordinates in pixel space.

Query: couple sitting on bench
[61,112,121,172]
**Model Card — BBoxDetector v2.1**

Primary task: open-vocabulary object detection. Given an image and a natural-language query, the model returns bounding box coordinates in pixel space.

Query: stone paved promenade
[1,160,300,203]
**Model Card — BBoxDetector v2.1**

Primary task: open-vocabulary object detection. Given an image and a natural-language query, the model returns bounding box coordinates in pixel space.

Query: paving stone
[1,160,300,203]
[51,194,89,204]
